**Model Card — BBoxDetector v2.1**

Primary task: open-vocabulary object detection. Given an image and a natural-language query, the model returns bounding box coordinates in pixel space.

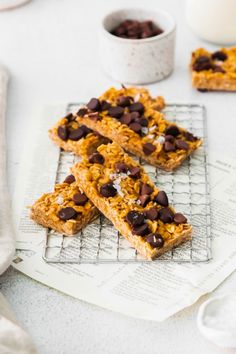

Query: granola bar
[191,47,236,91]
[75,86,201,171]
[49,112,109,157]
[30,174,99,235]
[71,142,192,260]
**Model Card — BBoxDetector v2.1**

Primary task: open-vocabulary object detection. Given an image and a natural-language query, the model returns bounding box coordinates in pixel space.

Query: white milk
[185,0,236,44]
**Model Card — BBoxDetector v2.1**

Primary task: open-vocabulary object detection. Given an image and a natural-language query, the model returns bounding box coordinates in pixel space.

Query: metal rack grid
[43,102,211,264]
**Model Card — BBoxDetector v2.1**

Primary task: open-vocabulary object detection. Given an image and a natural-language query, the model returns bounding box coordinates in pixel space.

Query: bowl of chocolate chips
[99,8,176,84]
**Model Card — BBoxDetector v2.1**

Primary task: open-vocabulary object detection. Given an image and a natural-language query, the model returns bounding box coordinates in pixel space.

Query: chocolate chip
[143,143,156,155]
[57,125,68,141]
[129,122,142,134]
[108,106,124,118]
[120,113,132,125]
[129,102,144,114]
[176,139,189,150]
[212,65,225,73]
[126,210,145,227]
[165,125,180,137]
[117,96,131,107]
[129,166,141,179]
[100,100,111,111]
[146,233,164,248]
[88,152,104,164]
[65,113,74,122]
[164,141,176,152]
[63,174,75,184]
[197,88,208,92]
[159,208,174,223]
[87,98,101,111]
[139,194,150,207]
[154,191,169,207]
[165,135,175,142]
[100,182,117,197]
[212,51,227,61]
[132,223,150,236]
[77,108,88,117]
[193,56,212,72]
[81,125,92,135]
[174,213,187,224]
[139,117,148,127]
[144,207,159,221]
[57,207,78,221]
[140,183,153,195]
[68,127,86,141]
[184,131,197,142]
[115,162,128,173]
[73,192,88,206]
[111,19,163,40]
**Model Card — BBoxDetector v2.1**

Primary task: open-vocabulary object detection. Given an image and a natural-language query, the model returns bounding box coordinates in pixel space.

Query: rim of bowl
[101,8,176,44]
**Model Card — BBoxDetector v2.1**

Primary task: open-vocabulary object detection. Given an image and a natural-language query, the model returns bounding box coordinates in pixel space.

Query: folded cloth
[0,66,37,354]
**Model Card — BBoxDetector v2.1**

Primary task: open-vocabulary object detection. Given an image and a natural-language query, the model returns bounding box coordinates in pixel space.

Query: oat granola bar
[49,112,109,157]
[75,86,201,171]
[30,174,99,235]
[71,142,192,260]
[191,47,236,91]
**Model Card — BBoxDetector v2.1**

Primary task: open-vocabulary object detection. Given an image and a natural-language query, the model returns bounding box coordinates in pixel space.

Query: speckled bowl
[99,8,176,84]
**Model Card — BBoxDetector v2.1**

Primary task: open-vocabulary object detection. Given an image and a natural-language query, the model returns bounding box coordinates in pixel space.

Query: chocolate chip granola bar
[49,112,109,157]
[71,142,192,260]
[75,86,201,171]
[191,47,236,91]
[30,174,99,235]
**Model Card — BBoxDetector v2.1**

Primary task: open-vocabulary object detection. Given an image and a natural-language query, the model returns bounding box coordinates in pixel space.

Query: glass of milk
[185,0,236,44]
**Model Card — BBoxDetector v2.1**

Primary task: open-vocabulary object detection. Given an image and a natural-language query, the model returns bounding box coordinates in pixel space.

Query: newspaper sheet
[12,105,236,321]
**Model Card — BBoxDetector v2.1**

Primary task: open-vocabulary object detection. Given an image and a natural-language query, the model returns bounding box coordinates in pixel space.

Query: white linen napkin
[0,66,37,354]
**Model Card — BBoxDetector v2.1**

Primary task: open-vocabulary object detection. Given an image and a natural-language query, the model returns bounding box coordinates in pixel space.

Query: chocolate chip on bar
[68,127,86,141]
[129,122,142,134]
[174,213,187,224]
[63,174,75,184]
[129,166,141,179]
[143,143,156,155]
[165,125,180,137]
[77,108,88,117]
[115,162,129,173]
[144,207,159,221]
[73,192,88,206]
[100,182,117,197]
[146,233,164,248]
[126,211,145,227]
[164,141,176,152]
[117,96,132,107]
[129,102,144,114]
[159,207,174,223]
[176,139,189,150]
[132,223,150,236]
[88,152,104,164]
[211,51,227,61]
[57,125,68,141]
[100,100,111,111]
[140,183,153,196]
[139,194,151,207]
[108,106,124,118]
[87,98,101,111]
[57,207,78,221]
[154,191,169,207]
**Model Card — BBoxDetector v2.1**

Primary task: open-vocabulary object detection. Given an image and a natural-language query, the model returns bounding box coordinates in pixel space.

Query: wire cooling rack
[43,102,211,264]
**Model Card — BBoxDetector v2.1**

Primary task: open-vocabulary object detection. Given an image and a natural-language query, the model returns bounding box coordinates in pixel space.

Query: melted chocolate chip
[164,141,176,152]
[73,192,88,206]
[139,194,150,207]
[129,102,144,114]
[57,125,68,141]
[100,182,117,197]
[143,143,156,155]
[68,127,86,141]
[129,166,141,179]
[212,51,227,61]
[129,122,142,134]
[115,162,128,173]
[65,113,74,122]
[154,191,169,207]
[87,98,101,111]
[132,223,150,236]
[120,113,132,125]
[140,183,153,195]
[77,108,88,117]
[184,131,197,142]
[126,210,145,227]
[146,233,164,248]
[165,125,180,137]
[159,207,174,223]
[165,135,175,143]
[57,207,78,221]
[100,100,111,111]
[144,207,159,221]
[108,106,124,118]
[88,152,104,164]
[174,213,187,224]
[117,96,131,107]
[175,139,189,150]
[63,174,75,184]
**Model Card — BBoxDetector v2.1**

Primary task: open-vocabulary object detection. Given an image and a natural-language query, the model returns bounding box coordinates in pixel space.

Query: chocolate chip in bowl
[100,8,176,84]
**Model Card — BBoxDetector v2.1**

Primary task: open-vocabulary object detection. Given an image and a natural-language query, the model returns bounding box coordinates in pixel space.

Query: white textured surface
[0,0,236,353]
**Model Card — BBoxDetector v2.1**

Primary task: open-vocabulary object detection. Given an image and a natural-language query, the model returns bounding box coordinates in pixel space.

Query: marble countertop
[1,0,236,353]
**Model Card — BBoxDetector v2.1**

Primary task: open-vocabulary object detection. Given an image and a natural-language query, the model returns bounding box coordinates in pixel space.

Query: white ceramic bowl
[99,8,176,84]
[197,294,236,348]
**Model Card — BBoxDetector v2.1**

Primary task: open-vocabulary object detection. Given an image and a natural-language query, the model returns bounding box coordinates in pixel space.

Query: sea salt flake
[149,125,157,132]
[56,195,64,205]
[134,93,140,102]
[141,127,149,135]
[155,136,165,144]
